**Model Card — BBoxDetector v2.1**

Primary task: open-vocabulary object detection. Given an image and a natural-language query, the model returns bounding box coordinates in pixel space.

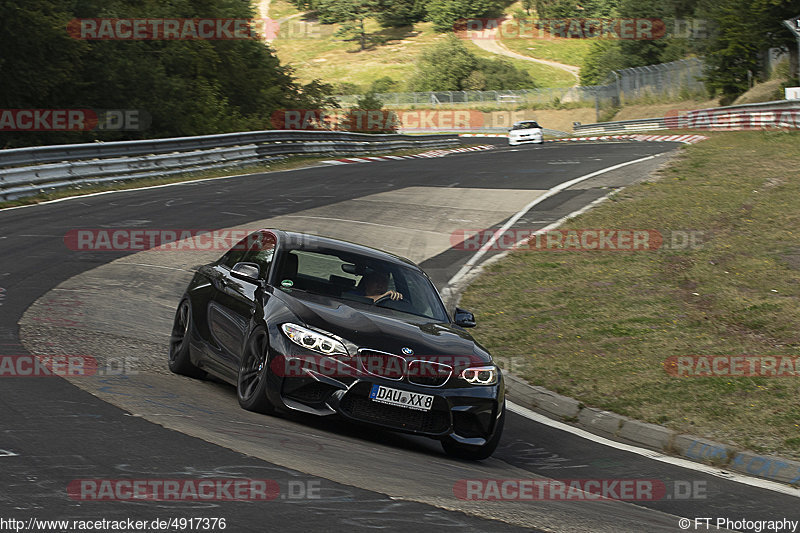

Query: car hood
[273,289,491,363]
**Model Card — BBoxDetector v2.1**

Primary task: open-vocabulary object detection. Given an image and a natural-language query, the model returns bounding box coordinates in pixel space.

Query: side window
[221,231,276,278]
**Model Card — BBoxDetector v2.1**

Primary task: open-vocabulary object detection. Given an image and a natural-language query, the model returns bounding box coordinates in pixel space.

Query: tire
[441,402,505,460]
[168,298,206,379]
[237,327,275,413]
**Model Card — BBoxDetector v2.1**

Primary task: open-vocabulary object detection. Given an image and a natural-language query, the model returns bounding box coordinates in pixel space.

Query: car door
[207,230,276,372]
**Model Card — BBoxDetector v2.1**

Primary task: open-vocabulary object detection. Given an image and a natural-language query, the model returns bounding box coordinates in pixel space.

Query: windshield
[512,122,540,130]
[274,247,448,322]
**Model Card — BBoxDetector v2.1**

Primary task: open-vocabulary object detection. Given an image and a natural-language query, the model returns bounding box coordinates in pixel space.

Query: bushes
[410,35,534,91]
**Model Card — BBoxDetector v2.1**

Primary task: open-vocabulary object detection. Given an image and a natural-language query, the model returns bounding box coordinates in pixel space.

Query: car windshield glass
[512,122,540,130]
[275,247,448,321]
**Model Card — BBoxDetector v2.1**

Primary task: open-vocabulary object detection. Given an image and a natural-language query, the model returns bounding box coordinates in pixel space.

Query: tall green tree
[425,0,505,33]
[696,0,799,101]
[409,34,479,90]
[316,0,381,49]
[375,0,426,27]
[342,92,399,133]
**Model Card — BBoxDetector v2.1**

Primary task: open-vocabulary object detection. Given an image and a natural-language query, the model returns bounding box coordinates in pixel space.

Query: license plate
[369,384,433,412]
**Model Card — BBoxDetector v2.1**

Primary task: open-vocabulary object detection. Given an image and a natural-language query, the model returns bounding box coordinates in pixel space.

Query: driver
[355,271,403,302]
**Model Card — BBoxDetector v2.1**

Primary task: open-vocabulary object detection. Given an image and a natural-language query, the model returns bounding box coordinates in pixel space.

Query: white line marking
[0,449,18,457]
[447,154,660,286]
[508,402,800,497]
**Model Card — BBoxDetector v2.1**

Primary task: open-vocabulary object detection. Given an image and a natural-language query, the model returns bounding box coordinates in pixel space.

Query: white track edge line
[507,402,800,497]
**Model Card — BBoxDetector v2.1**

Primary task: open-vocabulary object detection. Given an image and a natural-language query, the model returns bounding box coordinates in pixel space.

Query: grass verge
[460,130,800,458]
[499,35,592,69]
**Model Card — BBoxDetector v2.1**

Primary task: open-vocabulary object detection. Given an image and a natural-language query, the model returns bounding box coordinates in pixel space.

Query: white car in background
[508,120,544,146]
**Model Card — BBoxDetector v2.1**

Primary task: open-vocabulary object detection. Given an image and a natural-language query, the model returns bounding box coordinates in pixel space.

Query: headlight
[281,323,348,356]
[459,365,498,385]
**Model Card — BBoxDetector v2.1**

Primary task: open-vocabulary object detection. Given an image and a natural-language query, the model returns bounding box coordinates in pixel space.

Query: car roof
[513,120,540,125]
[271,229,419,269]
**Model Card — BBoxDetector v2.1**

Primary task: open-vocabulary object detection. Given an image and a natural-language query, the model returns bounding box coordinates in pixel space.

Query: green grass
[268,0,302,21]
[271,14,576,90]
[462,39,577,88]
[460,130,800,458]
[500,35,593,68]
[271,20,445,90]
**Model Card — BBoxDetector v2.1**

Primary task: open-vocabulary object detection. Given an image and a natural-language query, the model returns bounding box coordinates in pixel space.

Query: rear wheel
[237,328,275,413]
[441,403,505,460]
[168,298,206,379]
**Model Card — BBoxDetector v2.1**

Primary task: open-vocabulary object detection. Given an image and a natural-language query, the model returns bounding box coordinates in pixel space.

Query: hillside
[264,0,580,92]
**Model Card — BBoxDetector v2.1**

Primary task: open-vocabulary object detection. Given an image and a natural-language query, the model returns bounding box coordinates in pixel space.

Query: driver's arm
[372,290,403,301]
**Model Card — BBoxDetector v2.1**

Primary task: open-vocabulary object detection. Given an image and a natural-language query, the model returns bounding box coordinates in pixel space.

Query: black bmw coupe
[168,229,505,459]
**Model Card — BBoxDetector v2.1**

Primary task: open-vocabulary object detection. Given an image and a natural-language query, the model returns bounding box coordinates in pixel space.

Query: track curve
[5,140,797,532]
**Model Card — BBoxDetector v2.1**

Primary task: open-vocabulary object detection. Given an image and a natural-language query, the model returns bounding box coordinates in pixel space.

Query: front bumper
[509,133,543,145]
[266,340,504,444]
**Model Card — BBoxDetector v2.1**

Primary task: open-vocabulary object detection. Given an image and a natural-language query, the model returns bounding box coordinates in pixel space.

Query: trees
[425,0,505,33]
[410,35,479,90]
[316,0,381,49]
[521,0,535,15]
[697,0,799,102]
[375,0,426,27]
[341,92,399,133]
[0,0,336,147]
[409,35,534,90]
[579,41,626,86]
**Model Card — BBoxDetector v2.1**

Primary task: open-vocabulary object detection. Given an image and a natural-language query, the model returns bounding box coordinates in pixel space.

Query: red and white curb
[458,133,708,144]
[549,134,708,144]
[322,145,494,165]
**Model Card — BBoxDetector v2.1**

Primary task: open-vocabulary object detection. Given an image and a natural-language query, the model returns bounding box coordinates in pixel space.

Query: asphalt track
[2,139,798,532]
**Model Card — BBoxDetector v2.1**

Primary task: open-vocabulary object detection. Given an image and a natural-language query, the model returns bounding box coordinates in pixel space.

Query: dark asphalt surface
[1,139,796,532]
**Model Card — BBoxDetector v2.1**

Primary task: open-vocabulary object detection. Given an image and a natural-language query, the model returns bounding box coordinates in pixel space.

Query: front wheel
[168,298,206,379]
[237,327,275,413]
[441,403,505,460]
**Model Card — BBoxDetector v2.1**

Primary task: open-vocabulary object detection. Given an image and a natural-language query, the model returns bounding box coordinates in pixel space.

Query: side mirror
[230,262,261,282]
[453,307,476,328]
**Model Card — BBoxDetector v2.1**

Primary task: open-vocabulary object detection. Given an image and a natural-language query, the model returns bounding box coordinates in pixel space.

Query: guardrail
[574,99,800,135]
[0,131,460,201]
[401,127,569,136]
[573,118,667,135]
